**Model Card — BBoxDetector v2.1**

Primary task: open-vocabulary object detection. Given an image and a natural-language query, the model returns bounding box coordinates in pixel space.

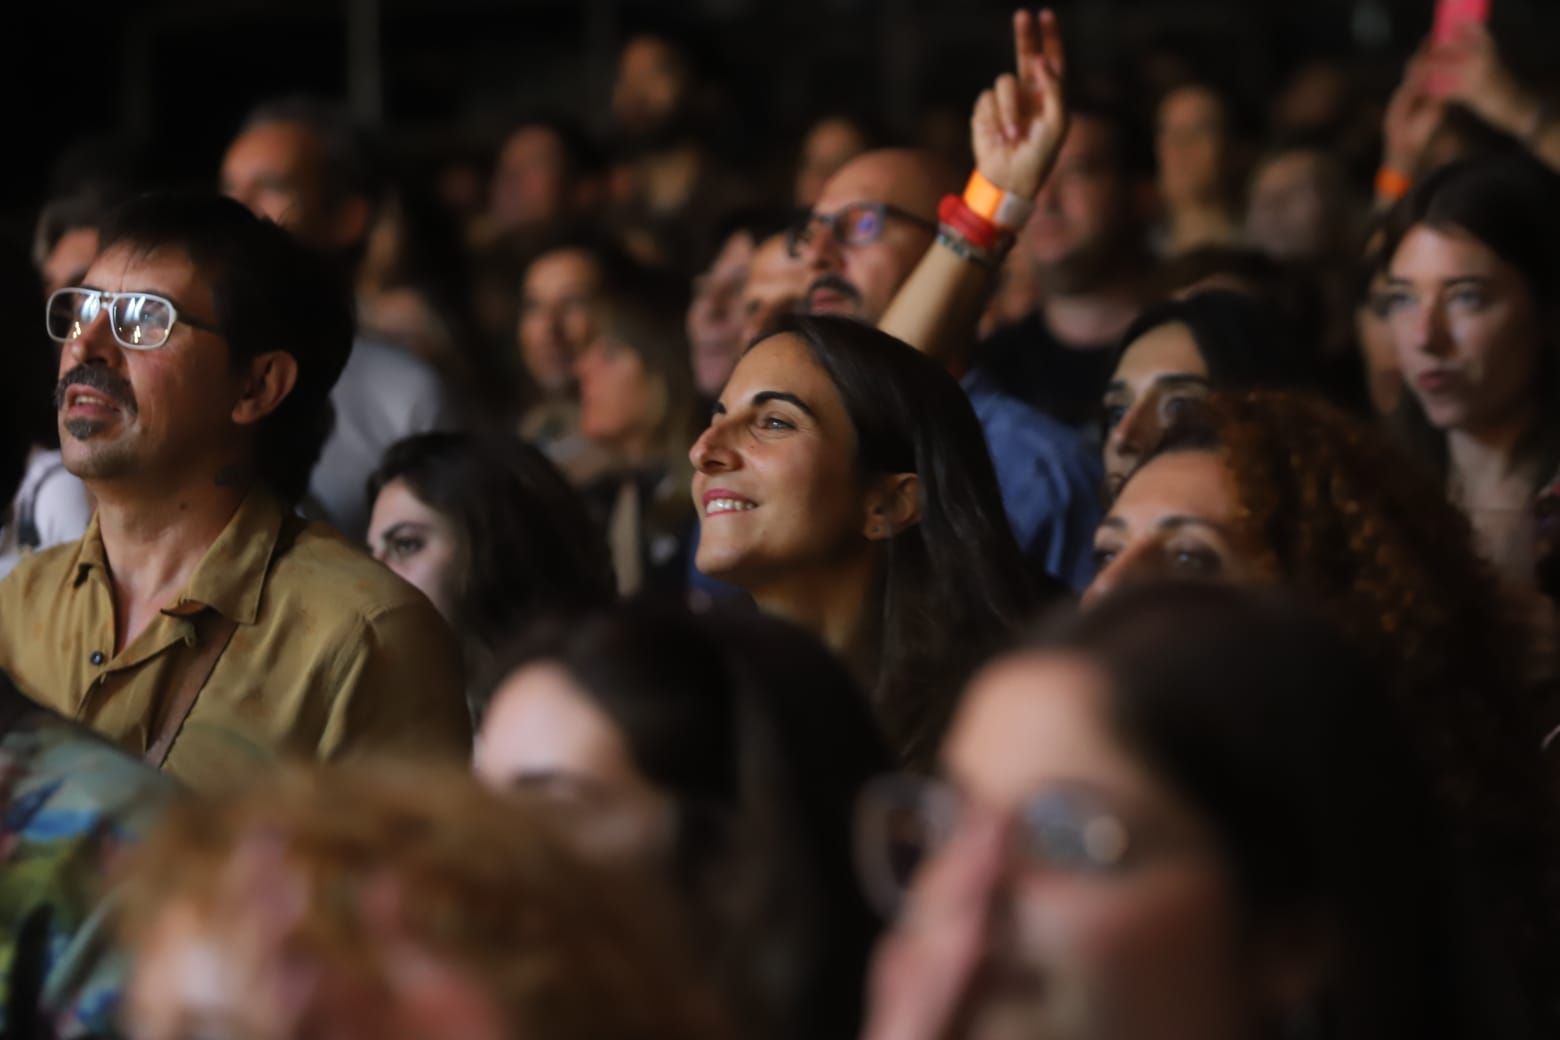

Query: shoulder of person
[265,518,438,624]
[341,335,456,428]
[0,539,81,598]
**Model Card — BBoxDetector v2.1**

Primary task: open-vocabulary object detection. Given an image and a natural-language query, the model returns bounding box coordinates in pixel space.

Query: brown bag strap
[144,613,239,768]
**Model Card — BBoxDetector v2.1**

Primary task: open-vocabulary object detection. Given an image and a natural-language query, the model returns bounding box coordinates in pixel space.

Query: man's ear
[862,472,922,542]
[231,351,299,428]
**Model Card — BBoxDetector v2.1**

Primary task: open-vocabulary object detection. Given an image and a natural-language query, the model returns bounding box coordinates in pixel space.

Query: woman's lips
[701,488,758,517]
[1415,369,1462,394]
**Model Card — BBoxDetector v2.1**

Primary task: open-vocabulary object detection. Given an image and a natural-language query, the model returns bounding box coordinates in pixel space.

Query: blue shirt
[962,368,1104,591]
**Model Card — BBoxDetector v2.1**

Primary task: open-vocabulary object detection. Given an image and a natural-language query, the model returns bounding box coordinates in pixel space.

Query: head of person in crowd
[687,209,793,398]
[366,432,615,656]
[794,113,874,209]
[690,315,1033,763]
[220,96,384,268]
[475,604,890,1040]
[576,265,702,475]
[789,148,955,323]
[1354,232,1405,417]
[487,118,605,237]
[48,192,353,507]
[1378,154,1560,500]
[1091,391,1560,1030]
[32,187,121,297]
[1021,97,1153,297]
[514,236,614,410]
[1102,290,1307,496]
[1244,141,1359,262]
[1156,82,1239,208]
[120,764,729,1040]
[738,231,809,347]
[861,582,1518,1040]
[611,27,707,154]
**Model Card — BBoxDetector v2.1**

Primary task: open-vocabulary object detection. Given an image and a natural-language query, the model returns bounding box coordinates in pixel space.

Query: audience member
[475,604,890,1040]
[1244,142,1360,262]
[688,210,792,398]
[737,231,809,346]
[0,193,470,790]
[2,247,92,580]
[32,188,121,297]
[794,114,873,209]
[1091,391,1560,1031]
[222,96,457,539]
[575,270,703,599]
[482,118,605,247]
[366,431,615,677]
[513,238,604,449]
[691,315,1036,762]
[1377,153,1560,589]
[1102,289,1308,496]
[120,763,730,1040]
[861,582,1531,1040]
[1155,82,1243,255]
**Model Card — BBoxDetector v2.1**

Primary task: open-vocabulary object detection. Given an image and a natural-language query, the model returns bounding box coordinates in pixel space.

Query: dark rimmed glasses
[46,287,222,351]
[786,201,937,258]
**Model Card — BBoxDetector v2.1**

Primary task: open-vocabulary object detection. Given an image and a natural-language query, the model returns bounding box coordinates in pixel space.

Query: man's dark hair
[99,192,355,505]
[240,95,385,211]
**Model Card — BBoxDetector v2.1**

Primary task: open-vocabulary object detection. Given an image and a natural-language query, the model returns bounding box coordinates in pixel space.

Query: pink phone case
[1433,0,1491,44]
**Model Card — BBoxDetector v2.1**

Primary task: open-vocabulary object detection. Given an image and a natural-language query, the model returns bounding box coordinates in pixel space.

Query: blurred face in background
[1245,150,1338,262]
[574,335,666,459]
[367,479,463,624]
[868,652,1258,1040]
[1385,224,1542,436]
[1156,86,1232,210]
[490,125,571,232]
[475,662,673,863]
[796,116,870,209]
[518,248,602,396]
[688,230,755,397]
[41,226,100,296]
[1356,268,1404,417]
[612,35,690,142]
[221,120,367,252]
[1024,117,1136,292]
[739,233,808,346]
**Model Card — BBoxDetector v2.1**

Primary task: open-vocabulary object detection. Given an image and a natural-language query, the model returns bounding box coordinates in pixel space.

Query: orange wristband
[963,171,1035,232]
[1375,166,1413,202]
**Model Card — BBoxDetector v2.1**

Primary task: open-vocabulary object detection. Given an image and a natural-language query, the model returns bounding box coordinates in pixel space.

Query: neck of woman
[750,550,883,688]
[1448,407,1540,506]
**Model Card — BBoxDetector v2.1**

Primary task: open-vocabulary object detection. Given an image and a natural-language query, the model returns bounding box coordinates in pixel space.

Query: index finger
[1013,9,1040,80]
[1039,8,1066,77]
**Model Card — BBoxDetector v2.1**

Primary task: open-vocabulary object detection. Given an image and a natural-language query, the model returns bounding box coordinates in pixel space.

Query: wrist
[964,171,1037,231]
[1375,165,1414,203]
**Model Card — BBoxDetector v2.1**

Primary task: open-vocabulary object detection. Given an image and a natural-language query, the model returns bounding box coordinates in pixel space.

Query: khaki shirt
[0,488,471,790]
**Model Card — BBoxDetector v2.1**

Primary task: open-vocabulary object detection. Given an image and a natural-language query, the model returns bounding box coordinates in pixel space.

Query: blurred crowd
[3,4,1560,1038]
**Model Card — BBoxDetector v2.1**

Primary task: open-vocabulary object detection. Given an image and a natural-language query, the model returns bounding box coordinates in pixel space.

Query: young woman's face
[879,652,1257,1040]
[1385,224,1543,434]
[689,333,878,586]
[368,479,464,624]
[1087,450,1262,604]
[574,337,666,454]
[1102,324,1211,498]
[475,663,673,864]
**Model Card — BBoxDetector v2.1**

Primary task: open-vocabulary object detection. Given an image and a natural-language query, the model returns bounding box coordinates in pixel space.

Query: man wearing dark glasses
[0,192,471,791]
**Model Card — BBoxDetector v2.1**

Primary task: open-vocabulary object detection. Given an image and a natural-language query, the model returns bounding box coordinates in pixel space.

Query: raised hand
[971,9,1069,200]
[1382,45,1445,176]
[1423,21,1537,138]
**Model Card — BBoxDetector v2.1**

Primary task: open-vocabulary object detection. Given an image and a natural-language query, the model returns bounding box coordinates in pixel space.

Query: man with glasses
[0,193,470,791]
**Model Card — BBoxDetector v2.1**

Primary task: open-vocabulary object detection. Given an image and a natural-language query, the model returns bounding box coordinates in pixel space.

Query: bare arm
[1426,21,1560,173]
[879,9,1068,365]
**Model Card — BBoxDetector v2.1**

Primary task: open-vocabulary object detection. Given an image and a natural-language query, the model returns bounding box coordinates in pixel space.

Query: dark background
[6,0,1559,235]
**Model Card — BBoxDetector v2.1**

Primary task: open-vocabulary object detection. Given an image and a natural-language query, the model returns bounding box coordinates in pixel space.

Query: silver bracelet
[936,227,1002,270]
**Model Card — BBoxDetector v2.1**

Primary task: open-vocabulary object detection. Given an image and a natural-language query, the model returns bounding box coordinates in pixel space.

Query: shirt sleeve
[317,599,473,763]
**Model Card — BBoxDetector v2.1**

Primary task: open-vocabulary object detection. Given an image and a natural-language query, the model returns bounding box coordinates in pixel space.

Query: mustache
[805,274,863,308]
[54,365,138,415]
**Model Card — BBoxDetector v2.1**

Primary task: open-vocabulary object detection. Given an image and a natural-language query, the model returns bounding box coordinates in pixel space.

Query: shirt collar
[69,486,289,626]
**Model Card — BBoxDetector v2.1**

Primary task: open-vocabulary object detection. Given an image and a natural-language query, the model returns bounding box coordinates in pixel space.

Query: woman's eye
[1102,403,1127,430]
[1169,546,1221,575]
[388,536,424,559]
[1449,288,1487,309]
[1092,546,1119,569]
[1160,393,1198,422]
[1381,290,1414,314]
[759,414,795,431]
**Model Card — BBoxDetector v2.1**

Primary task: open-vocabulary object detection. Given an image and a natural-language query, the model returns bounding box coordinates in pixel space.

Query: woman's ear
[231,351,300,428]
[862,472,922,542]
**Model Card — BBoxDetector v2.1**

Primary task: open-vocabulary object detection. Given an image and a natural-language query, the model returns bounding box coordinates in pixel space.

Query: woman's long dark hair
[482,603,892,1040]
[367,432,616,650]
[1032,582,1532,1038]
[1113,288,1310,389]
[1376,153,1560,487]
[773,314,1035,766]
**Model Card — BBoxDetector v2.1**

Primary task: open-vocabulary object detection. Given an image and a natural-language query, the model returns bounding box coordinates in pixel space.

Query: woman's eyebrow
[751,390,817,418]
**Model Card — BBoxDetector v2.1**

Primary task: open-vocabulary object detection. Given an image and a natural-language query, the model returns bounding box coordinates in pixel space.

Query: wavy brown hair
[119,763,730,1040]
[1141,390,1560,1033]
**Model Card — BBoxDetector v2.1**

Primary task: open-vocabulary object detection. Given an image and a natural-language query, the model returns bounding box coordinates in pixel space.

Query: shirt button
[89,651,105,667]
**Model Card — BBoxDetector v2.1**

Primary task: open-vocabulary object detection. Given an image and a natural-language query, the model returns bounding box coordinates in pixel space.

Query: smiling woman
[690,314,1035,765]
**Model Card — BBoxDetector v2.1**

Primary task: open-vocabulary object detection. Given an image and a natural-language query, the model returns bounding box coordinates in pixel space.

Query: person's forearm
[878,241,996,366]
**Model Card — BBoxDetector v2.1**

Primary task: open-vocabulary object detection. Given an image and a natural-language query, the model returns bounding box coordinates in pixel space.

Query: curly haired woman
[1090,389,1560,1036]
